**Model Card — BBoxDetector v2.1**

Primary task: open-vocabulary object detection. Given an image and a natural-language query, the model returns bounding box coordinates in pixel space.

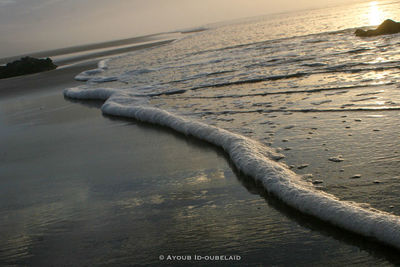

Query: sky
[0,0,363,57]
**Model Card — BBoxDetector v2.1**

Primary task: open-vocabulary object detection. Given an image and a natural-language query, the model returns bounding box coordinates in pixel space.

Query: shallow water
[3,0,400,265]
[66,0,400,233]
[1,91,400,266]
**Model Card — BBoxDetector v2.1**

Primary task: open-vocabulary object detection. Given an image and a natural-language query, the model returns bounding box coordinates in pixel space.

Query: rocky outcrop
[355,19,400,37]
[0,56,57,79]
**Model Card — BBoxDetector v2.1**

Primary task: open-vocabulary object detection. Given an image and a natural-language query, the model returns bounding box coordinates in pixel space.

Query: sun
[369,1,384,25]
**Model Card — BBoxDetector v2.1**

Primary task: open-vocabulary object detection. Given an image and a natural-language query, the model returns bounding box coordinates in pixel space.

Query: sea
[5,0,400,265]
[64,0,400,252]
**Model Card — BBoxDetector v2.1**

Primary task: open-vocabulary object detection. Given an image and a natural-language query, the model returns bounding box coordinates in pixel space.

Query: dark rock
[355,19,400,37]
[0,56,57,79]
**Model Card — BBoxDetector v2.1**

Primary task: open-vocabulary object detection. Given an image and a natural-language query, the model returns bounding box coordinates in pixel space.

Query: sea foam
[74,58,112,82]
[64,87,400,250]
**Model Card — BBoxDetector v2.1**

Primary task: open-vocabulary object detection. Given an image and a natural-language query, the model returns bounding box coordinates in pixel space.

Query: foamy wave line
[64,87,400,250]
[74,58,114,82]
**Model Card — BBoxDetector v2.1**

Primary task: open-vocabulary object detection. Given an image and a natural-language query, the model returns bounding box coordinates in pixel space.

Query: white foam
[74,58,112,82]
[75,69,103,81]
[98,58,110,70]
[64,87,121,100]
[64,87,400,249]
[74,74,118,83]
[89,76,119,83]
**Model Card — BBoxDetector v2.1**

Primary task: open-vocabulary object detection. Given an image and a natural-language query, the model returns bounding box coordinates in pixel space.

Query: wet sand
[0,33,177,65]
[1,51,400,266]
[0,62,94,98]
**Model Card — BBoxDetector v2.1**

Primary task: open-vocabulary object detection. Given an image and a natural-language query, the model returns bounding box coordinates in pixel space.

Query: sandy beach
[0,62,94,98]
[1,33,400,265]
[1,74,399,266]
[0,33,178,65]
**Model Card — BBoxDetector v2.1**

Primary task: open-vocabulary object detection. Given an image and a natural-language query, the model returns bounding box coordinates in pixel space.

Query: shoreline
[53,39,175,67]
[1,33,400,265]
[0,62,93,98]
[0,32,180,65]
[0,36,178,98]
[1,68,398,265]
[74,78,400,250]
